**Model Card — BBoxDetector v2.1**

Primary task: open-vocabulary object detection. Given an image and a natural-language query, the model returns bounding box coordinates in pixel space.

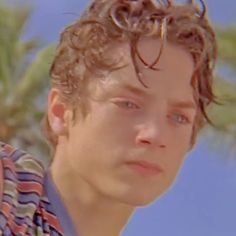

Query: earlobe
[51,117,66,135]
[49,106,68,136]
[48,89,69,136]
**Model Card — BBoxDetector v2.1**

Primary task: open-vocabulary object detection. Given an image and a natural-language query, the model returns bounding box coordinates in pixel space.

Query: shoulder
[0,141,45,197]
[0,142,48,234]
[0,142,46,198]
[0,141,45,176]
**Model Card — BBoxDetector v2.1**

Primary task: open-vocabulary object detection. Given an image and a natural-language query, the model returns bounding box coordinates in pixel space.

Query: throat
[49,160,134,236]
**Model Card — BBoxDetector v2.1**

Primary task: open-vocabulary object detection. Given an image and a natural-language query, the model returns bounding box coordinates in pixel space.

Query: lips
[125,160,163,177]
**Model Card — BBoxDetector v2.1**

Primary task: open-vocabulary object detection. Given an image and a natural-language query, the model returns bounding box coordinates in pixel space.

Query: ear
[47,89,72,136]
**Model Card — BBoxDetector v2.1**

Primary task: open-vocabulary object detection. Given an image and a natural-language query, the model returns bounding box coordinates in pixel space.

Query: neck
[50,151,135,236]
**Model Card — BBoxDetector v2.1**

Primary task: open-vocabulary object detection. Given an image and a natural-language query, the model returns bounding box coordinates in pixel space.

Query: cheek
[171,126,192,149]
[90,104,135,142]
[165,128,191,177]
[164,150,186,186]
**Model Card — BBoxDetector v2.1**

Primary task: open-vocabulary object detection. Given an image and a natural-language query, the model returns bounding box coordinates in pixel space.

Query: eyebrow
[116,83,149,97]
[169,100,197,110]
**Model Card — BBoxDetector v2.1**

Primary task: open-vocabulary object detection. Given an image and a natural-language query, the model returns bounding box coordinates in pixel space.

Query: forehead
[98,37,195,101]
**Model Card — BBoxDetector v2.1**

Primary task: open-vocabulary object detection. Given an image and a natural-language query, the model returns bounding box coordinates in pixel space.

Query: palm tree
[217,27,236,70]
[0,3,55,162]
[0,2,235,159]
[205,26,236,158]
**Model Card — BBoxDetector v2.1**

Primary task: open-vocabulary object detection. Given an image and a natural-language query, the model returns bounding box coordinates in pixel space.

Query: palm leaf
[13,45,56,104]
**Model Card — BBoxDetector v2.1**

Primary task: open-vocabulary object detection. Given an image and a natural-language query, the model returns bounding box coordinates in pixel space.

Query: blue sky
[13,0,236,235]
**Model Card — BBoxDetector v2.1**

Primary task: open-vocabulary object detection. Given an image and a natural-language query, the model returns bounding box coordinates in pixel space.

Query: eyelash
[115,100,140,109]
[115,100,191,125]
[168,113,190,125]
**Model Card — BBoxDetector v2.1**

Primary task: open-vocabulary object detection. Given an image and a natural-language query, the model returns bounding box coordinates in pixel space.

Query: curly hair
[41,0,217,153]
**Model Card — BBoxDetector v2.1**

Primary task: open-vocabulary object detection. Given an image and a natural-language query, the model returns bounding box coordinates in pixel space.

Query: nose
[135,121,167,148]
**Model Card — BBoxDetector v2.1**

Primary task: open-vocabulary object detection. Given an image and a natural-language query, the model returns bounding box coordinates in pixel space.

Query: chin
[121,190,168,207]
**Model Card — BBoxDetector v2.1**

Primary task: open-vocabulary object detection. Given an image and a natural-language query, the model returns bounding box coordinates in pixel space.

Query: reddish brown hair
[41,0,217,152]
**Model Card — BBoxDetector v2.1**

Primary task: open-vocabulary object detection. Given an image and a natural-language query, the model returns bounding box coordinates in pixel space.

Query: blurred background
[0,0,235,235]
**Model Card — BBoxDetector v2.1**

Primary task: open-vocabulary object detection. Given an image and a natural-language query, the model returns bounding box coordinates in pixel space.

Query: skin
[48,37,196,236]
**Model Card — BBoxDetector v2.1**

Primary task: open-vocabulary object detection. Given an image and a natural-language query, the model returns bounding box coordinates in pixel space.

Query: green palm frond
[208,77,236,133]
[0,3,51,157]
[212,27,236,134]
[0,4,33,94]
[216,27,236,69]
[203,27,236,157]
[14,45,56,104]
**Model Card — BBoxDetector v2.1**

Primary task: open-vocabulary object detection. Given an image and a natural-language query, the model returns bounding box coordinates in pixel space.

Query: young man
[0,0,217,235]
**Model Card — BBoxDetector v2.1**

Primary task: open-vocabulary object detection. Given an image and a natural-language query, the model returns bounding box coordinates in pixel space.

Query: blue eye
[169,113,190,125]
[116,100,139,109]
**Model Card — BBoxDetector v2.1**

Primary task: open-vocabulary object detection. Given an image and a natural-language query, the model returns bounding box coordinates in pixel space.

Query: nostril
[137,138,166,148]
[159,144,166,148]
[140,140,151,144]
[135,123,167,148]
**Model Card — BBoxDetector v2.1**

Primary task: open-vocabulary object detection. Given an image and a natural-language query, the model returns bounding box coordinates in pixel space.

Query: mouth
[125,160,163,177]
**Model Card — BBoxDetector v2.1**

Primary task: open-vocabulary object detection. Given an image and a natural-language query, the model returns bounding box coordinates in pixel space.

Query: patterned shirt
[0,142,77,236]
